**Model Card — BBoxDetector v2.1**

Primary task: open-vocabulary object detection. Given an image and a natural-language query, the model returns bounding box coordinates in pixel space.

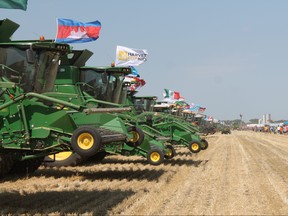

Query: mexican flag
[0,0,28,10]
[163,88,180,100]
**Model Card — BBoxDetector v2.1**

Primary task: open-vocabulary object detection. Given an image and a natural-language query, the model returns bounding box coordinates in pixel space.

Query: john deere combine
[42,50,170,166]
[60,61,207,156]
[127,96,209,152]
[0,19,134,176]
[77,66,208,154]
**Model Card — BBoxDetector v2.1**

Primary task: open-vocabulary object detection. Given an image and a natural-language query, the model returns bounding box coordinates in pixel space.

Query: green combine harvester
[127,95,209,152]
[0,19,139,176]
[48,54,208,166]
[78,68,208,154]
[43,50,171,166]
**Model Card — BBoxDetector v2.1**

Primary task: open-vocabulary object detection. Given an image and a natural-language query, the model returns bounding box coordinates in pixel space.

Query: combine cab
[0,19,78,176]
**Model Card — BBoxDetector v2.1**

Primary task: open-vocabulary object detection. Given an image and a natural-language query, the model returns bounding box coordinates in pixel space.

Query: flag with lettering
[115,45,148,66]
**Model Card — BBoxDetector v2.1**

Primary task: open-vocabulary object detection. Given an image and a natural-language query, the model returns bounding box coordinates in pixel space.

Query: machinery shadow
[163,158,209,167]
[0,189,134,215]
[86,157,148,166]
[47,167,164,182]
[1,166,166,182]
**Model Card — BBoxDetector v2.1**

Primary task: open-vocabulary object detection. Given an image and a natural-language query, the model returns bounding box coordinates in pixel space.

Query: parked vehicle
[221,127,231,134]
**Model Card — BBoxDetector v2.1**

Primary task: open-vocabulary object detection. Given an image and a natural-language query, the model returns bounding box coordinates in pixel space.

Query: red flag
[174,91,180,100]
[198,107,206,113]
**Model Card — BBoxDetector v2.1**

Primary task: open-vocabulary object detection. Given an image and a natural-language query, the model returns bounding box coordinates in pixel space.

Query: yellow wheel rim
[48,151,73,161]
[77,133,94,150]
[150,152,160,162]
[192,143,199,151]
[129,131,139,143]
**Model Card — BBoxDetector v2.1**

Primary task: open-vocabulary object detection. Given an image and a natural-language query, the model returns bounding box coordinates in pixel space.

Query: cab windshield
[80,69,128,105]
[133,97,156,113]
[0,46,60,93]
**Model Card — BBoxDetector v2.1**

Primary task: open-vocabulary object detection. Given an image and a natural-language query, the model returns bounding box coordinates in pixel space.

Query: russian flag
[55,18,101,43]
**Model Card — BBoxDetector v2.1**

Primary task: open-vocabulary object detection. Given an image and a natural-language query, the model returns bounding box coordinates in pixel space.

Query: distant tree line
[248,119,288,124]
[221,119,243,129]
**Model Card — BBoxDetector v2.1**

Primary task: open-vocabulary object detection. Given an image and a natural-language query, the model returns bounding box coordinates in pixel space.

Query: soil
[1,131,288,215]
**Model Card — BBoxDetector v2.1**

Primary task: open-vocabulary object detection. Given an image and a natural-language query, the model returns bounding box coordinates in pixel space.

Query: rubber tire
[9,157,44,175]
[43,152,85,167]
[164,145,176,159]
[201,139,209,150]
[147,148,164,166]
[71,126,102,158]
[0,153,14,177]
[126,126,144,147]
[188,141,201,153]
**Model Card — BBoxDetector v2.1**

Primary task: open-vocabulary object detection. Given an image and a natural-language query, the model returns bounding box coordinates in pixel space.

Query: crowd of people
[252,124,288,134]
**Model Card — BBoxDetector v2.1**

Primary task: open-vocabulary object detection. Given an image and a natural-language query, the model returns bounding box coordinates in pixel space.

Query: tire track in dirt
[109,147,206,215]
[190,134,252,215]
[1,132,288,215]
[0,156,165,215]
[239,133,288,211]
[158,135,222,215]
[106,135,219,215]
[111,135,220,215]
[250,132,288,156]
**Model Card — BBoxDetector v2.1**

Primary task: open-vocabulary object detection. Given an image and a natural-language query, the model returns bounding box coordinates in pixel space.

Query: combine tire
[71,126,102,157]
[147,148,164,166]
[9,157,44,175]
[188,141,201,153]
[164,145,176,159]
[43,151,85,167]
[201,139,209,150]
[0,154,14,177]
[127,126,144,147]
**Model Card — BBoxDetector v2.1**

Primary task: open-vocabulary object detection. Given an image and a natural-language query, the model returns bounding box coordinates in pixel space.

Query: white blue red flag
[55,18,101,43]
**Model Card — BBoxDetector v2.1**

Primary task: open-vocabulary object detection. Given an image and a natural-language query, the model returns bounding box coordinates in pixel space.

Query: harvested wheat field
[1,130,288,215]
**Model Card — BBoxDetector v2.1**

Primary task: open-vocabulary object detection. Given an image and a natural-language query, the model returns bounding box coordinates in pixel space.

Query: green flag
[0,0,28,11]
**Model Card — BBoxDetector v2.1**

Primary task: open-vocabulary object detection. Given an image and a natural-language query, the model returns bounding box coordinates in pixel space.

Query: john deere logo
[118,50,128,60]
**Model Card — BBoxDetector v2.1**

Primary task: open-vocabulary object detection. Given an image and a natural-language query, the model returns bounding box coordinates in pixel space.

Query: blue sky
[1,0,288,121]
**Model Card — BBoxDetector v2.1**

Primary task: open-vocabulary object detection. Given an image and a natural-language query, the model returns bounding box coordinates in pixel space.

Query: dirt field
[1,130,288,215]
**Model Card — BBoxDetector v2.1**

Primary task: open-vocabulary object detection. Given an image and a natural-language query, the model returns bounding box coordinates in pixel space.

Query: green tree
[249,119,259,124]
